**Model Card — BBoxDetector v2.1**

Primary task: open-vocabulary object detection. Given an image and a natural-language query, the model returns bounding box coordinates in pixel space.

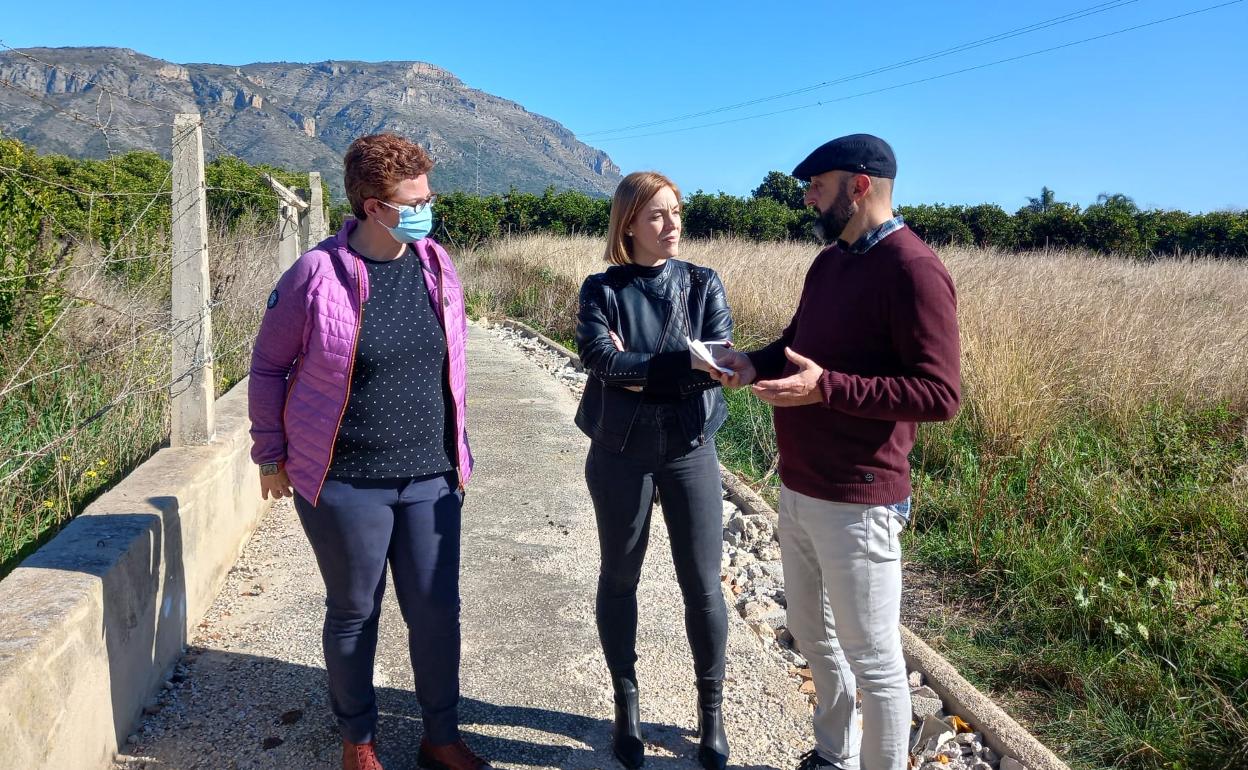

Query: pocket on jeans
[865,505,903,563]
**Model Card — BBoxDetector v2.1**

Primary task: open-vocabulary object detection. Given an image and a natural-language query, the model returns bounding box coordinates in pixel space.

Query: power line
[581,0,1145,138]
[594,0,1245,143]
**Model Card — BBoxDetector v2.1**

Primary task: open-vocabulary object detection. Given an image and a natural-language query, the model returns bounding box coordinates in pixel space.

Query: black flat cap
[792,133,896,181]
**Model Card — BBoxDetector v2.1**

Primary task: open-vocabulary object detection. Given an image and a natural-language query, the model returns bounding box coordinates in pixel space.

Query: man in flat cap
[711,134,961,770]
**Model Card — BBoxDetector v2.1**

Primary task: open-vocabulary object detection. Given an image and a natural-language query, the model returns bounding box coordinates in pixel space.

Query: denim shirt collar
[840,215,905,254]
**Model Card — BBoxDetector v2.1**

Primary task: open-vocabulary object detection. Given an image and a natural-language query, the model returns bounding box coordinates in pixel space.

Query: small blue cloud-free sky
[3,0,1245,212]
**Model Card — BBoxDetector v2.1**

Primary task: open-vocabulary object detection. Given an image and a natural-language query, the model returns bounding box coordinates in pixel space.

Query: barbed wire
[0,299,217,399]
[0,40,381,129]
[0,277,280,486]
[0,41,186,116]
[205,185,284,201]
[0,163,172,197]
[0,232,277,283]
[0,249,280,485]
[0,77,175,136]
[0,321,227,486]
[0,54,315,519]
[3,238,278,410]
[0,56,329,206]
[0,162,175,394]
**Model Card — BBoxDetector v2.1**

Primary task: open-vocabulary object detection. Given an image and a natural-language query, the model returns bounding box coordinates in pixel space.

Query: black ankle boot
[612,676,644,769]
[696,679,729,770]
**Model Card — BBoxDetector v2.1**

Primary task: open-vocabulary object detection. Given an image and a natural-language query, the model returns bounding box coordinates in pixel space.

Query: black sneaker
[795,749,836,770]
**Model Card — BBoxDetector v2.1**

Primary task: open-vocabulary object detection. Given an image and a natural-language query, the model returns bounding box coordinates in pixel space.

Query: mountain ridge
[0,46,622,201]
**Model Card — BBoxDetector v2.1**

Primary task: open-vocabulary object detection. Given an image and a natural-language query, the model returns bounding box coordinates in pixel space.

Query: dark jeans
[585,403,728,684]
[293,472,462,745]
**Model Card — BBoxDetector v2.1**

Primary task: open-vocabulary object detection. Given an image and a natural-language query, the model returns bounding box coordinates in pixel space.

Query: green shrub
[900,204,974,246]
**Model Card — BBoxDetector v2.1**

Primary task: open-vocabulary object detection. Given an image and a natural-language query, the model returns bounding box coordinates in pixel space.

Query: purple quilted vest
[248,220,474,503]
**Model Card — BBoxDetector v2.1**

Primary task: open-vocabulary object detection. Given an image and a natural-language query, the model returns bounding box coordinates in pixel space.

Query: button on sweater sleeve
[817,256,961,422]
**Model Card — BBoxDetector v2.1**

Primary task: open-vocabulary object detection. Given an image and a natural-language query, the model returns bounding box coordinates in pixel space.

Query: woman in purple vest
[248,134,488,770]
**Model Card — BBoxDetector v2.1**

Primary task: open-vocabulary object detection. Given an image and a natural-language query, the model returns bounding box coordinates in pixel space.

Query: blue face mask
[379,199,434,243]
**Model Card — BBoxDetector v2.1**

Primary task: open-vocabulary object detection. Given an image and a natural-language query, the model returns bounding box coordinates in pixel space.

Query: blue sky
[3,0,1245,212]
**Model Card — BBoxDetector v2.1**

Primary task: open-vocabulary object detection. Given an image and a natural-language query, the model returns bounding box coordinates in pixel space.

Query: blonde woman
[574,171,734,770]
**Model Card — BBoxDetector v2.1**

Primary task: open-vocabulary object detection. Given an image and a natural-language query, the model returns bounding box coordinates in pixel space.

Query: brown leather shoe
[417,738,493,770]
[343,738,384,770]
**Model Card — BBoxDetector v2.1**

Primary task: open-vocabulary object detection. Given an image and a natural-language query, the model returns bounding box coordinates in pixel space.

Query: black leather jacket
[574,259,734,452]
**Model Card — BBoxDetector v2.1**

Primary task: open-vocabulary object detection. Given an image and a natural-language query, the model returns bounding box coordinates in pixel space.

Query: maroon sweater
[747,225,960,505]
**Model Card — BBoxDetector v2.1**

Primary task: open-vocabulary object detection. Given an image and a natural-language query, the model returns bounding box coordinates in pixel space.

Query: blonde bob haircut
[605,171,682,266]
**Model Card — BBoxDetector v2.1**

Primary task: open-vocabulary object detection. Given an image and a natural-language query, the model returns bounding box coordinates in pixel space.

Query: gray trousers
[778,485,911,770]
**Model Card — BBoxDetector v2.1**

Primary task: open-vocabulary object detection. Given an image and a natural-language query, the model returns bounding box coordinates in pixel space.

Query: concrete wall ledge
[0,379,268,770]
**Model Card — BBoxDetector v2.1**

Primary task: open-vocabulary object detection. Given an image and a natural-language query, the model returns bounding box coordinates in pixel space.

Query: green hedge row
[409,171,1247,258]
[0,138,319,336]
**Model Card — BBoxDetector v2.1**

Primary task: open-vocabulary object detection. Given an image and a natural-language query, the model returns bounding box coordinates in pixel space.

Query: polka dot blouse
[329,247,456,479]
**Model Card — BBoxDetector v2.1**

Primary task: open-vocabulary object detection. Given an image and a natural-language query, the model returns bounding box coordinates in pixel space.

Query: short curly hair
[343,134,434,220]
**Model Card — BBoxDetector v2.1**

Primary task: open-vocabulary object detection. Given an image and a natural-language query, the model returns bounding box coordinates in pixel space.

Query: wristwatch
[259,462,282,476]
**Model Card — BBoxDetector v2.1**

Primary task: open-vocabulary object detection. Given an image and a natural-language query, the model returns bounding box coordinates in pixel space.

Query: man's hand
[260,467,294,500]
[707,348,758,389]
[751,347,825,407]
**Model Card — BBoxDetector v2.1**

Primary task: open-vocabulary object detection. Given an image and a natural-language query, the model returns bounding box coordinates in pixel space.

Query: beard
[812,191,857,245]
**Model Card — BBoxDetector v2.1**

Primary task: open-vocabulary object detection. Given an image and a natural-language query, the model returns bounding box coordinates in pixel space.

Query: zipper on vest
[427,250,467,490]
[312,256,366,506]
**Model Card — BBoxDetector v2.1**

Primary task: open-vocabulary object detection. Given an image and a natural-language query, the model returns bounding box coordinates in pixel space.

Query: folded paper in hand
[686,336,734,375]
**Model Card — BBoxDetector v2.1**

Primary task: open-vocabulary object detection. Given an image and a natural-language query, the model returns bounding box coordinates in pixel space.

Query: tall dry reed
[461,233,1248,447]
[0,217,278,573]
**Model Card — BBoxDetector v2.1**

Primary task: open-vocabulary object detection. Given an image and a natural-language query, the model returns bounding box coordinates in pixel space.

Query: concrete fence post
[278,204,300,272]
[170,113,215,446]
[266,174,309,272]
[305,171,327,246]
[297,195,310,255]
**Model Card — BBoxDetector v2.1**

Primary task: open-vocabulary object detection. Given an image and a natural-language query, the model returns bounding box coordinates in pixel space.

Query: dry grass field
[456,232,1248,770]
[460,231,1248,426]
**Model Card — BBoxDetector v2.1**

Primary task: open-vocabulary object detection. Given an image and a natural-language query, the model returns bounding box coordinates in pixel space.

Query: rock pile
[486,322,1036,770]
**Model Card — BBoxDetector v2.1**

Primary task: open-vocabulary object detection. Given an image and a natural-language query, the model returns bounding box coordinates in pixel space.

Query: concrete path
[115,325,812,770]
